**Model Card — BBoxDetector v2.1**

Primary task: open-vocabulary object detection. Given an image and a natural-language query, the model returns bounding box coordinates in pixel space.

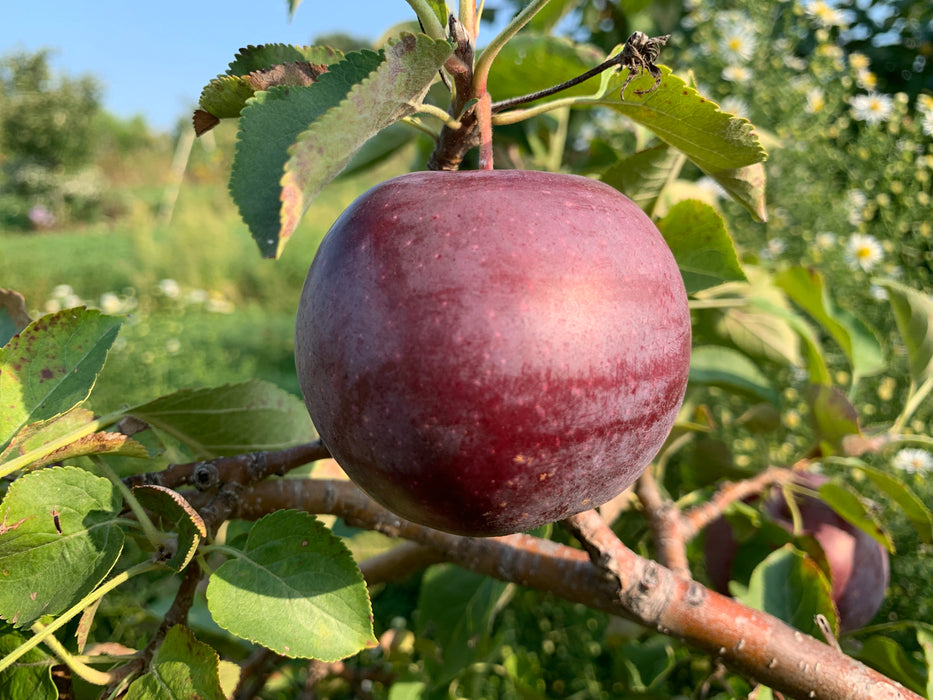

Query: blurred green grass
[0,122,414,408]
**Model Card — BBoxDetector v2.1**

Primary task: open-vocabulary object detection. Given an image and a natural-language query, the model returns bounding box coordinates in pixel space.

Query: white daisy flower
[805,0,851,28]
[850,93,894,125]
[922,113,933,138]
[805,88,826,114]
[99,292,122,314]
[158,278,181,299]
[815,232,837,249]
[722,65,752,83]
[761,238,787,260]
[845,233,884,271]
[892,448,933,475]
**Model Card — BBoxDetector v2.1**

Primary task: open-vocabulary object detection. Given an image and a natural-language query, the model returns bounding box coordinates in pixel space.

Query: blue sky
[3,1,446,132]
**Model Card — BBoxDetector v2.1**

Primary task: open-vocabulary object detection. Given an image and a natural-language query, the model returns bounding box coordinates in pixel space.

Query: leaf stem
[892,375,933,434]
[93,456,165,551]
[0,561,160,675]
[491,51,627,113]
[405,0,446,39]
[0,409,126,479]
[32,622,119,686]
[416,102,462,129]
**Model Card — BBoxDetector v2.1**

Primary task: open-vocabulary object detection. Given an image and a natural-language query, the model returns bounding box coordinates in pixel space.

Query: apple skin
[295,170,691,536]
[705,474,890,632]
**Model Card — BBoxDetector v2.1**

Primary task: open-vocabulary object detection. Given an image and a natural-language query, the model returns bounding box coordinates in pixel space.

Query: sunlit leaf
[596,62,767,220]
[775,267,885,385]
[125,625,225,700]
[0,407,147,472]
[0,467,123,628]
[858,463,932,544]
[689,345,780,405]
[875,279,933,387]
[126,380,314,459]
[657,199,746,294]
[229,49,385,258]
[0,309,122,455]
[600,143,683,215]
[206,510,375,660]
[279,33,453,257]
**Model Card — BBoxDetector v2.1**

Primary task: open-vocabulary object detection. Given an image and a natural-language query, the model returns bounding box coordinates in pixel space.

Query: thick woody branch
[125,441,331,492]
[228,478,919,700]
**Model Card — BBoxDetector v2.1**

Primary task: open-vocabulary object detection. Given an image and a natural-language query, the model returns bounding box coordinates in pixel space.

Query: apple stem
[477,91,494,169]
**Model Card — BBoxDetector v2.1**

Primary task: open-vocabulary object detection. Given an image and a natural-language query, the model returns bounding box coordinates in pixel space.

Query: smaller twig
[681,466,795,540]
[491,31,670,113]
[233,647,281,700]
[635,469,691,579]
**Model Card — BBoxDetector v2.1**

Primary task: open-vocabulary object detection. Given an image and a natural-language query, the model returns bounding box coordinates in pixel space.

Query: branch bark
[224,478,919,700]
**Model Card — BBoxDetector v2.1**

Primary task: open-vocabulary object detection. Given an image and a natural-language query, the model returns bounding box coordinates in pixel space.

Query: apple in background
[295,170,691,536]
[705,473,890,632]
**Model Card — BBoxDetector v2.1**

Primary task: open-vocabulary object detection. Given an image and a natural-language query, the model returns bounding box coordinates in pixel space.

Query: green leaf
[806,384,861,456]
[738,544,837,638]
[657,199,746,294]
[279,33,453,257]
[859,464,932,544]
[487,33,604,102]
[596,63,767,220]
[747,295,831,385]
[0,308,122,454]
[133,486,207,571]
[422,0,449,30]
[125,625,225,700]
[875,279,933,387]
[196,45,345,126]
[816,481,893,553]
[600,143,683,215]
[226,44,344,77]
[524,0,586,32]
[229,49,385,258]
[853,635,928,696]
[0,407,147,472]
[126,380,314,459]
[0,289,31,348]
[689,346,780,405]
[0,466,124,628]
[0,625,55,700]
[206,510,375,660]
[775,267,885,385]
[416,564,512,684]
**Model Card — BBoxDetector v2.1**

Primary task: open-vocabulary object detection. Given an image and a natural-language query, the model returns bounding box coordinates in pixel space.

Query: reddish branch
[225,478,918,700]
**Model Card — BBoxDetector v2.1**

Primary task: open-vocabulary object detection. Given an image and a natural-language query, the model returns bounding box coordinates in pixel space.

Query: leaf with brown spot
[0,309,123,459]
[193,45,343,135]
[246,61,328,90]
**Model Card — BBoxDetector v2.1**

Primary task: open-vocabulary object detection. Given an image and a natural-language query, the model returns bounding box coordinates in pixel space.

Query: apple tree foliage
[2,1,933,698]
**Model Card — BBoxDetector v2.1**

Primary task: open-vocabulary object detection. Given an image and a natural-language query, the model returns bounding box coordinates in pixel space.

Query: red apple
[705,473,890,632]
[294,170,691,536]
